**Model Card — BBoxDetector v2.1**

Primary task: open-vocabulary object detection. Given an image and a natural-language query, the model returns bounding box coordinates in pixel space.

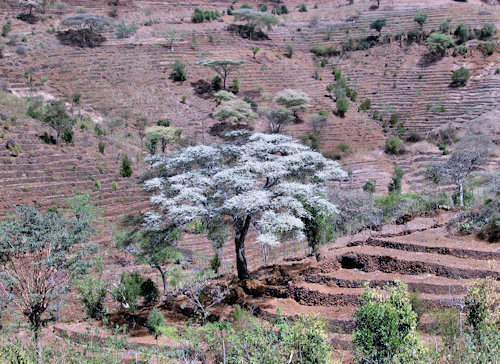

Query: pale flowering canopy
[143,133,347,249]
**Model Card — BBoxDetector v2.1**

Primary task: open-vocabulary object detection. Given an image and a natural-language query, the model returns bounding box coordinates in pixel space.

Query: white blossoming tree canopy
[143,133,347,280]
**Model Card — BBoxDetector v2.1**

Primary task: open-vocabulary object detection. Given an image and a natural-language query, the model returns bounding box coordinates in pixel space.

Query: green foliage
[310,44,339,57]
[191,8,221,23]
[230,79,241,94]
[370,18,386,34]
[479,23,495,40]
[454,23,472,44]
[302,198,334,255]
[203,312,331,364]
[389,113,400,127]
[298,3,307,12]
[260,4,268,12]
[141,278,159,304]
[209,252,221,274]
[300,133,321,151]
[250,45,260,58]
[115,21,138,39]
[1,21,11,37]
[111,271,144,313]
[98,141,105,154]
[413,13,428,28]
[76,274,107,319]
[28,100,75,145]
[388,166,405,194]
[353,281,419,364]
[119,154,133,177]
[479,42,496,56]
[147,308,165,339]
[385,136,403,155]
[336,96,349,117]
[358,98,371,111]
[0,205,93,338]
[363,180,376,194]
[427,32,454,55]
[171,59,187,82]
[439,20,451,33]
[284,43,294,58]
[465,279,497,337]
[451,66,471,87]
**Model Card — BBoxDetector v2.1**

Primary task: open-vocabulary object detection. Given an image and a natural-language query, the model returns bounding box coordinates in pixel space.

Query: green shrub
[454,23,472,44]
[212,75,222,91]
[453,45,467,56]
[406,131,422,143]
[171,59,187,82]
[260,4,268,12]
[116,21,138,39]
[451,66,470,87]
[112,181,118,190]
[98,141,105,154]
[230,79,240,94]
[157,119,170,127]
[413,12,427,28]
[298,3,307,12]
[385,136,403,155]
[111,271,144,313]
[363,180,376,194]
[388,166,405,193]
[479,23,495,40]
[359,98,371,111]
[192,8,221,23]
[61,129,73,144]
[1,21,11,37]
[141,278,159,304]
[439,20,451,33]
[310,45,339,57]
[336,97,349,117]
[119,154,133,177]
[479,42,496,56]
[389,113,400,127]
[370,18,386,34]
[147,308,166,339]
[210,252,221,274]
[285,43,294,58]
[76,275,107,319]
[353,281,419,363]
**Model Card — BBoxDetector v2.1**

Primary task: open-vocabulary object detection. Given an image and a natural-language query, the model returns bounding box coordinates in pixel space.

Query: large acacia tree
[143,133,346,280]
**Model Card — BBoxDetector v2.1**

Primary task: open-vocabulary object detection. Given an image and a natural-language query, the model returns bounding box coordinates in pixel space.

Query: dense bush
[451,66,470,87]
[363,180,377,193]
[385,136,403,155]
[310,44,339,57]
[76,275,107,319]
[353,281,420,363]
[147,308,165,339]
[427,32,454,56]
[388,166,405,194]
[192,8,221,23]
[358,98,371,111]
[284,43,294,58]
[115,21,138,39]
[171,59,187,82]
[119,154,133,177]
[413,12,427,29]
[479,42,496,56]
[370,18,386,34]
[298,3,307,12]
[336,97,349,117]
[454,23,472,44]
[479,23,495,40]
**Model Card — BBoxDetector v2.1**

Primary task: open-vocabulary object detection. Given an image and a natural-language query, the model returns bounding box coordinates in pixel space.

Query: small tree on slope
[143,133,346,280]
[0,205,93,364]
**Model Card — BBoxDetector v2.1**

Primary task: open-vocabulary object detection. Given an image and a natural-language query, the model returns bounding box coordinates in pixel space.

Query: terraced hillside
[0,0,499,282]
[238,212,500,358]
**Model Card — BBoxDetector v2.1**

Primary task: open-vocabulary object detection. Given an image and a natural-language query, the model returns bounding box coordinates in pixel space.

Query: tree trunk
[459,183,464,207]
[155,265,168,294]
[29,311,43,364]
[234,215,251,280]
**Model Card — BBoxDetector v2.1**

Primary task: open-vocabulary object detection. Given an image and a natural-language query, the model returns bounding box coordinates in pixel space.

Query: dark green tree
[370,18,386,35]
